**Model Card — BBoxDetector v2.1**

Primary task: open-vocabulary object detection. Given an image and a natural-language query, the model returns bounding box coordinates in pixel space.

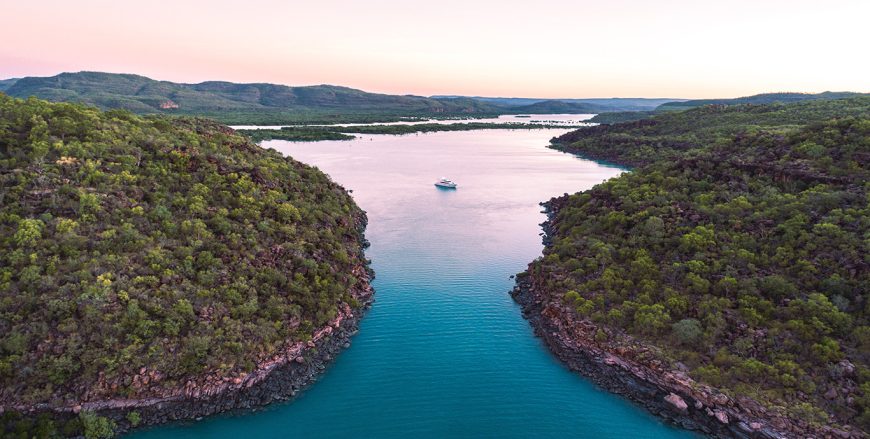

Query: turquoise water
[131,129,698,438]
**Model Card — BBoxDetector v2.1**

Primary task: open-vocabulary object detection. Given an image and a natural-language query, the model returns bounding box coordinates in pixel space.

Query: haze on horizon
[2,0,868,99]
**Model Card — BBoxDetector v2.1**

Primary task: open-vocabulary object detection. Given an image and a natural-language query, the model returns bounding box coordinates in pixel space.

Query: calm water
[131,129,697,438]
[229,113,595,130]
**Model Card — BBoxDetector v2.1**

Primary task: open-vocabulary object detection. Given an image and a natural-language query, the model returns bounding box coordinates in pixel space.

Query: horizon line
[5,69,865,102]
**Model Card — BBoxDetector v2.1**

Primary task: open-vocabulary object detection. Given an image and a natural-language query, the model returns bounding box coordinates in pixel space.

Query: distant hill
[3,72,502,123]
[0,78,18,92]
[508,100,603,114]
[655,91,867,112]
[434,95,683,112]
[554,96,870,167]
[585,92,870,125]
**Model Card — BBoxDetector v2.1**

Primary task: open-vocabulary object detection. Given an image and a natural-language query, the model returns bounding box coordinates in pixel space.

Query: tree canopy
[528,100,870,431]
[0,95,368,423]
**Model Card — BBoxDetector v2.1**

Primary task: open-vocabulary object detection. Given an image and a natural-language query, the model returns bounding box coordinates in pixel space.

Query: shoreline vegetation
[514,97,870,437]
[236,122,590,142]
[0,95,374,437]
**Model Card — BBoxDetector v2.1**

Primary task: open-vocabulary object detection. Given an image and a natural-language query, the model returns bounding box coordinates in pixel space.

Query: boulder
[664,393,688,412]
[710,392,730,406]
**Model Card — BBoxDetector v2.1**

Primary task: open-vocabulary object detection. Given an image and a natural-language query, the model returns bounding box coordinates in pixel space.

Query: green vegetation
[553,96,870,167]
[588,93,870,127]
[2,72,511,124]
[587,111,655,124]
[3,72,684,127]
[436,96,681,112]
[0,411,82,438]
[209,112,429,126]
[492,100,601,114]
[334,122,579,134]
[0,78,18,93]
[79,412,115,439]
[0,95,368,433]
[237,122,586,143]
[655,91,868,112]
[239,127,356,142]
[529,99,870,430]
[3,72,502,124]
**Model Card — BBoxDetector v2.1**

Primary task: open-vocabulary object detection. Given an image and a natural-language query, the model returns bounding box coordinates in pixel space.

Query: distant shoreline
[236,122,592,142]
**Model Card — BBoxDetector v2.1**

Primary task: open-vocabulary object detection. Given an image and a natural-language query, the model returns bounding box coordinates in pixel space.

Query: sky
[2,0,868,99]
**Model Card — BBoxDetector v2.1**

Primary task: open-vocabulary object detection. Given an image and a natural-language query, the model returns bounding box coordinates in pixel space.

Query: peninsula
[0,95,373,437]
[514,97,870,437]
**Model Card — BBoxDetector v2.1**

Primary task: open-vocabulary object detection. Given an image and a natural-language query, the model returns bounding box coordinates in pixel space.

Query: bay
[131,128,698,438]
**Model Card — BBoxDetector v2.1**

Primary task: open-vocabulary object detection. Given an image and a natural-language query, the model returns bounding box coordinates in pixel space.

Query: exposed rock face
[714,410,730,425]
[511,273,866,438]
[159,100,179,109]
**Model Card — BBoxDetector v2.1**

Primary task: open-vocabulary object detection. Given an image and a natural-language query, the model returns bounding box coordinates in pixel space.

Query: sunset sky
[2,0,868,98]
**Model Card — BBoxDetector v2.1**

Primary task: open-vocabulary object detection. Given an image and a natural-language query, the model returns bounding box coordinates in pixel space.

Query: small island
[236,122,587,142]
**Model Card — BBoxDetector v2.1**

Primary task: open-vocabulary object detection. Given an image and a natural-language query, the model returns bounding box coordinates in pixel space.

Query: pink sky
[2,0,868,98]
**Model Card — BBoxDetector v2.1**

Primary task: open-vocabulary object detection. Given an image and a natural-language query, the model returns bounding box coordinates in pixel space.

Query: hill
[656,92,867,112]
[0,95,372,436]
[515,98,870,437]
[554,96,870,167]
[507,100,603,114]
[586,111,656,124]
[433,96,682,111]
[0,79,18,92]
[3,72,501,124]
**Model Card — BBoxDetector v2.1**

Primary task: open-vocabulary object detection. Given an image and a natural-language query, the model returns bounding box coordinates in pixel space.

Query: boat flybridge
[434,177,458,189]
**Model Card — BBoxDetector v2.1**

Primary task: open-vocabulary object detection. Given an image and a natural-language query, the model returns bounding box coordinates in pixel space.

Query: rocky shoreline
[4,207,376,436]
[510,197,863,439]
[123,278,374,434]
[7,271,374,436]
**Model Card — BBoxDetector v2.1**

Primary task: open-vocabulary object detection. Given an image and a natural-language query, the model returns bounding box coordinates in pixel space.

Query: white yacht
[434,177,457,189]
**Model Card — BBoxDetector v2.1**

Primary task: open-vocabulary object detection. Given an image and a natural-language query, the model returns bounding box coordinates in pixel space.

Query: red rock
[838,360,856,376]
[664,393,688,412]
[714,410,729,424]
[711,393,730,406]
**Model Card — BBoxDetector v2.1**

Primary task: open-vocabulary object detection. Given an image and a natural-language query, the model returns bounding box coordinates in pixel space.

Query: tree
[79,411,116,439]
[671,319,703,346]
[13,218,43,247]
